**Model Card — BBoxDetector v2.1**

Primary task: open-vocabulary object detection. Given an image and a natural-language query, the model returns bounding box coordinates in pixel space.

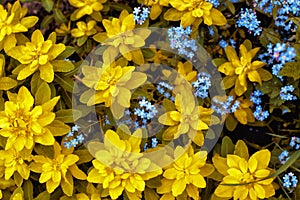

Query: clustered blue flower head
[212,96,240,115]
[250,90,269,121]
[168,26,198,59]
[157,82,175,101]
[206,0,220,7]
[219,39,228,49]
[236,8,262,36]
[278,150,290,164]
[133,97,158,128]
[64,125,85,149]
[283,172,299,192]
[290,136,300,150]
[280,85,297,101]
[133,6,150,25]
[258,43,296,81]
[143,138,159,150]
[191,72,211,99]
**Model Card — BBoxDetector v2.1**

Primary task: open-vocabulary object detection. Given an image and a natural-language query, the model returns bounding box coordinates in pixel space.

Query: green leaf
[279,62,300,80]
[73,149,93,165]
[56,46,76,60]
[144,187,159,200]
[234,140,249,160]
[162,98,176,112]
[52,60,74,72]
[41,15,54,29]
[23,180,33,200]
[145,176,162,189]
[226,1,235,14]
[142,49,155,59]
[212,58,227,67]
[31,72,44,95]
[54,74,74,93]
[41,0,54,12]
[0,77,17,90]
[34,144,54,158]
[225,114,238,131]
[47,120,70,136]
[35,82,51,105]
[221,136,235,157]
[53,8,68,23]
[33,191,50,200]
[55,109,81,123]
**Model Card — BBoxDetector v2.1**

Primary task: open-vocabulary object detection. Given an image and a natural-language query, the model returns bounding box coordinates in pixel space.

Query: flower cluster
[143,138,159,150]
[280,85,297,101]
[259,43,296,80]
[133,6,150,25]
[278,150,289,164]
[168,26,198,59]
[250,90,270,121]
[207,0,220,8]
[63,125,85,149]
[219,39,236,49]
[283,172,298,192]
[156,82,175,101]
[133,98,158,127]
[236,8,262,36]
[290,136,300,150]
[212,96,240,115]
[191,72,211,99]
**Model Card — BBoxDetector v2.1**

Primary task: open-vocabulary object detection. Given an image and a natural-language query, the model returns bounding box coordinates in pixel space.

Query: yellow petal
[248,70,262,85]
[39,62,54,82]
[172,178,186,196]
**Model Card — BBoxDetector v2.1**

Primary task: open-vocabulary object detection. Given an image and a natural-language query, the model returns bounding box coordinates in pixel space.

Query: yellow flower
[218,41,272,96]
[7,30,74,83]
[0,148,31,186]
[0,87,62,151]
[80,64,147,119]
[158,93,218,146]
[164,0,227,27]
[30,142,87,196]
[0,178,15,199]
[0,1,38,52]
[87,128,162,200]
[55,22,71,36]
[234,97,255,125]
[157,146,214,199]
[69,0,107,21]
[146,45,169,66]
[177,61,197,83]
[213,146,276,199]
[71,20,97,46]
[144,0,169,20]
[93,10,151,65]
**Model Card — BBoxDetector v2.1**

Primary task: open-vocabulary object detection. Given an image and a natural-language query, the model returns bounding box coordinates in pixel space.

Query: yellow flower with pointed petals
[164,0,227,27]
[158,93,219,146]
[7,30,74,83]
[234,96,255,125]
[71,20,97,46]
[145,0,169,20]
[0,1,38,52]
[157,146,214,199]
[69,0,107,21]
[80,64,147,119]
[93,10,151,65]
[0,148,31,186]
[213,145,276,199]
[87,128,162,200]
[218,41,273,96]
[30,142,87,196]
[0,87,62,151]
[177,61,197,83]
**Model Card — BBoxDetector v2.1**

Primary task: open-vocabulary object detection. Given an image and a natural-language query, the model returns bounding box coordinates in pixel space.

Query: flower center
[240,172,255,184]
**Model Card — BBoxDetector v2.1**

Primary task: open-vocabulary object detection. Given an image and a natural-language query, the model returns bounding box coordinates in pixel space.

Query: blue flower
[280,85,297,101]
[64,141,72,149]
[207,0,220,7]
[72,124,80,132]
[289,136,300,150]
[76,134,85,143]
[236,8,262,35]
[212,96,240,115]
[278,150,290,164]
[168,26,198,59]
[219,39,228,49]
[192,72,211,99]
[133,6,150,25]
[151,138,158,147]
[283,172,298,192]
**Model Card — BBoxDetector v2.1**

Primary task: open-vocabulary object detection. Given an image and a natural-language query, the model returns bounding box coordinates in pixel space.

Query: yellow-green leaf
[35,82,51,105]
[0,77,17,90]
